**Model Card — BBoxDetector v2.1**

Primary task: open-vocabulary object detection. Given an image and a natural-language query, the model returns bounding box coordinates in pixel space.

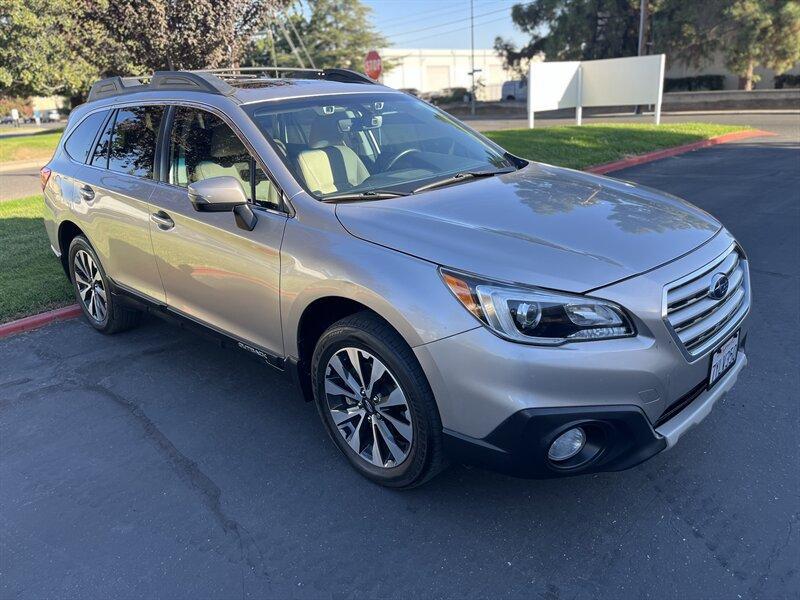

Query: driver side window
[168,107,281,210]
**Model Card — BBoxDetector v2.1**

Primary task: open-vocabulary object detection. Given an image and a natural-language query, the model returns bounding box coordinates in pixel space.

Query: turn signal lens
[441,271,483,321]
[40,166,52,191]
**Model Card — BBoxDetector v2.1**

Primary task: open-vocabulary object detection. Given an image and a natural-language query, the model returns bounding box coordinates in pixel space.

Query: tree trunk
[738,59,755,91]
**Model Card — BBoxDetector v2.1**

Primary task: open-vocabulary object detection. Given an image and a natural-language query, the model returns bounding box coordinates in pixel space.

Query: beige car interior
[172,114,280,207]
[296,116,370,194]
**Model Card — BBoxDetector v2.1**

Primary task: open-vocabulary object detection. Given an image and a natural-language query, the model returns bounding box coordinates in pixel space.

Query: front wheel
[311,312,446,488]
[68,236,141,334]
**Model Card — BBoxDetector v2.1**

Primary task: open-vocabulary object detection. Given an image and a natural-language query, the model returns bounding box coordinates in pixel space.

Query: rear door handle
[79,185,95,202]
[150,211,175,230]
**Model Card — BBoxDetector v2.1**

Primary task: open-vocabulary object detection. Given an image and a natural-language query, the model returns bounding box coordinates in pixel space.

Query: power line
[385,1,532,40]
[380,3,474,31]
[379,0,517,32]
[391,15,510,46]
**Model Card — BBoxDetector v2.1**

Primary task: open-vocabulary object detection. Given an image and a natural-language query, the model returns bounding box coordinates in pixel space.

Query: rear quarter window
[64,110,109,163]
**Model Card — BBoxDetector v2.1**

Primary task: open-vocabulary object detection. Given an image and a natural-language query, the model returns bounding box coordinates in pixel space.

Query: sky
[361,0,529,51]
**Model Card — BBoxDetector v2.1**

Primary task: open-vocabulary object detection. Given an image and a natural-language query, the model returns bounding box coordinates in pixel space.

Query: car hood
[335,162,721,292]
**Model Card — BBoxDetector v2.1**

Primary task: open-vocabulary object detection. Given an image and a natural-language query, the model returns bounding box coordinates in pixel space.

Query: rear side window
[107,106,165,178]
[64,110,109,163]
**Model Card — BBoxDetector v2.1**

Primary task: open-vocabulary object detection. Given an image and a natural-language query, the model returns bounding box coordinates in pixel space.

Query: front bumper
[439,350,747,478]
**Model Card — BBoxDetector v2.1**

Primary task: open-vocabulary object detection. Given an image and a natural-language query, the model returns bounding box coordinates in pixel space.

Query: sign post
[364,50,382,81]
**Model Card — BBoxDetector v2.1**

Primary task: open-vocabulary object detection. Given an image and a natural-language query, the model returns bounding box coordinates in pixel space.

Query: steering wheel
[385,148,422,171]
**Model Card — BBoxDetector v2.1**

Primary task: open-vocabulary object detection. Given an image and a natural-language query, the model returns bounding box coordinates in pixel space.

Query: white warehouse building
[380,48,518,101]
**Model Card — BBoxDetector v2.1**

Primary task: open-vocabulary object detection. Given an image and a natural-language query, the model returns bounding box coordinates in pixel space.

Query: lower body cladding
[414,321,749,479]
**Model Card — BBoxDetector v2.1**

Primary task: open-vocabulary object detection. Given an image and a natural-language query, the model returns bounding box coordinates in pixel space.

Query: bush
[774,74,800,89]
[0,96,33,118]
[664,75,725,92]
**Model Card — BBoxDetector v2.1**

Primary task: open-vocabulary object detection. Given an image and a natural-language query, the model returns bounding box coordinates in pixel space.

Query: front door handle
[79,185,95,202]
[150,211,175,230]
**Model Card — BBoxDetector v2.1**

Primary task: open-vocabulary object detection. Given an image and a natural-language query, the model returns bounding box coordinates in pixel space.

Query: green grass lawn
[483,122,749,170]
[0,129,64,164]
[0,195,73,323]
[0,122,752,323]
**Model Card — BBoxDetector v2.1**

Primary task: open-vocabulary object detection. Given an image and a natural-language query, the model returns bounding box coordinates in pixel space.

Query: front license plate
[708,331,739,388]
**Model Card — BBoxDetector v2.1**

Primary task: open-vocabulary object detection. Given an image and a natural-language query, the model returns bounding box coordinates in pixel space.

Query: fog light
[548,427,586,462]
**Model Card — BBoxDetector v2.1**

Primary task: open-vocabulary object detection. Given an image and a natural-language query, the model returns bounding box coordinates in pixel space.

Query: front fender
[279,202,478,359]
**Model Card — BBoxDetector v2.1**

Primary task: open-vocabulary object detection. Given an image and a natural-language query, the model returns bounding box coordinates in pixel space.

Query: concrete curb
[0,127,777,340]
[0,159,46,173]
[586,129,776,175]
[0,305,82,339]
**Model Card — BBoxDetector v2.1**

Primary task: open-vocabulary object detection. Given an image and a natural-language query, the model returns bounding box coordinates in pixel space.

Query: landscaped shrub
[664,75,725,92]
[774,74,800,89]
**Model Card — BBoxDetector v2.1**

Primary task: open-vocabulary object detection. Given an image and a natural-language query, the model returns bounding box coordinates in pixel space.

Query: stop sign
[364,50,382,80]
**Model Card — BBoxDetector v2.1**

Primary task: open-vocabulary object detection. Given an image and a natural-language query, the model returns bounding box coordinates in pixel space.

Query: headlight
[440,268,635,345]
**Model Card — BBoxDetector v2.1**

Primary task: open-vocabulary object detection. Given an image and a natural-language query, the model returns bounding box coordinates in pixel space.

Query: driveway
[1,136,798,599]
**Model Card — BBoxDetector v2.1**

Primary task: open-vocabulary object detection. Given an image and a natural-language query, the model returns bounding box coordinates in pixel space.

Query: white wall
[380,48,516,101]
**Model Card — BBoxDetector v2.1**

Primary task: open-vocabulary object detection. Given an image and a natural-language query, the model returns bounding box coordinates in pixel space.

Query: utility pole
[637,0,649,58]
[266,25,278,68]
[635,0,649,115]
[470,0,476,116]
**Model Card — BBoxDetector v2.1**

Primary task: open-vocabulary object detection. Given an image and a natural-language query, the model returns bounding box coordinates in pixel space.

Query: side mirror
[188,175,258,231]
[188,176,248,212]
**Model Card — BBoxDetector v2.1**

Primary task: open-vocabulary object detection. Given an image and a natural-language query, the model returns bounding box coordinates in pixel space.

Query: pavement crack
[83,382,270,580]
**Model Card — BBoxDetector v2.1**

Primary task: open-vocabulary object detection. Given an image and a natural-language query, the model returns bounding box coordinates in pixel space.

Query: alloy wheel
[324,347,414,468]
[73,249,107,323]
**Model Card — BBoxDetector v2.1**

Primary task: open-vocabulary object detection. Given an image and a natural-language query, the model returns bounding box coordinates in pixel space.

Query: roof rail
[86,66,376,102]
[87,71,236,102]
[192,66,377,85]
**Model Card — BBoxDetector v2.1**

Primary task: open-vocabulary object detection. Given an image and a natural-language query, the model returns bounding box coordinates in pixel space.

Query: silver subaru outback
[41,69,750,488]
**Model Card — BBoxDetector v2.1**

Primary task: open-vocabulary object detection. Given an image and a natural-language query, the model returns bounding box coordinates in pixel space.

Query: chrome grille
[665,245,749,357]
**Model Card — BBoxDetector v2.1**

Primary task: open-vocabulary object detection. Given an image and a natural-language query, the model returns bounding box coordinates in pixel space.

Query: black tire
[68,236,141,334]
[311,311,447,488]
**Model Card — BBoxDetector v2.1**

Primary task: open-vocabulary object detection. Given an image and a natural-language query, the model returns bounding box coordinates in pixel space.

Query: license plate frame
[707,330,740,389]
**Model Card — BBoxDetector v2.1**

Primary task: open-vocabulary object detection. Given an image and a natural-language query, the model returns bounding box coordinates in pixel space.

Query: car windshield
[243,92,516,200]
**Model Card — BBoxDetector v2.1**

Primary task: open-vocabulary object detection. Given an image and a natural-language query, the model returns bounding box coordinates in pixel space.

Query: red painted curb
[0,304,82,339]
[585,129,776,175]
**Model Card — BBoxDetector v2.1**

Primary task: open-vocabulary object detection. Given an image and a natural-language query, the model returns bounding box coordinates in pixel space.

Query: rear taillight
[40,166,52,191]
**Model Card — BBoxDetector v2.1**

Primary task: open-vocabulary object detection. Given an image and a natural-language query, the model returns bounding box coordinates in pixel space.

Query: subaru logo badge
[708,273,729,300]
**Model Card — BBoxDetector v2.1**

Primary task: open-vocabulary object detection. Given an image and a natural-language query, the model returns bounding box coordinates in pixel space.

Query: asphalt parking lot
[1,135,798,599]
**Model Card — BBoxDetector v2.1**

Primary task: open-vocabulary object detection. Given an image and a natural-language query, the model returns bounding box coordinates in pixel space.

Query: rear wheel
[311,312,446,488]
[68,236,141,334]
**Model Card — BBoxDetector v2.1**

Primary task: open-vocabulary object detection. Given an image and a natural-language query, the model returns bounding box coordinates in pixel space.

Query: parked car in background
[45,110,61,123]
[427,87,471,105]
[502,79,527,101]
[41,68,750,488]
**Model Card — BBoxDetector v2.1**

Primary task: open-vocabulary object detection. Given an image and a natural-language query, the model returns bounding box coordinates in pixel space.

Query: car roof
[234,79,401,105]
[84,69,402,107]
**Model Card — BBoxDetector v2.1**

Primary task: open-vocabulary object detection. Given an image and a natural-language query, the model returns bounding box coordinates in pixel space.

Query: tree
[244,0,389,71]
[496,0,800,91]
[494,0,642,72]
[0,0,99,97]
[0,0,288,99]
[83,0,289,73]
[657,0,800,90]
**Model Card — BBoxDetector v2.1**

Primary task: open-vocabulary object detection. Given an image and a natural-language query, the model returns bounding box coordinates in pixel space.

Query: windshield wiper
[411,168,515,194]
[322,190,410,203]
